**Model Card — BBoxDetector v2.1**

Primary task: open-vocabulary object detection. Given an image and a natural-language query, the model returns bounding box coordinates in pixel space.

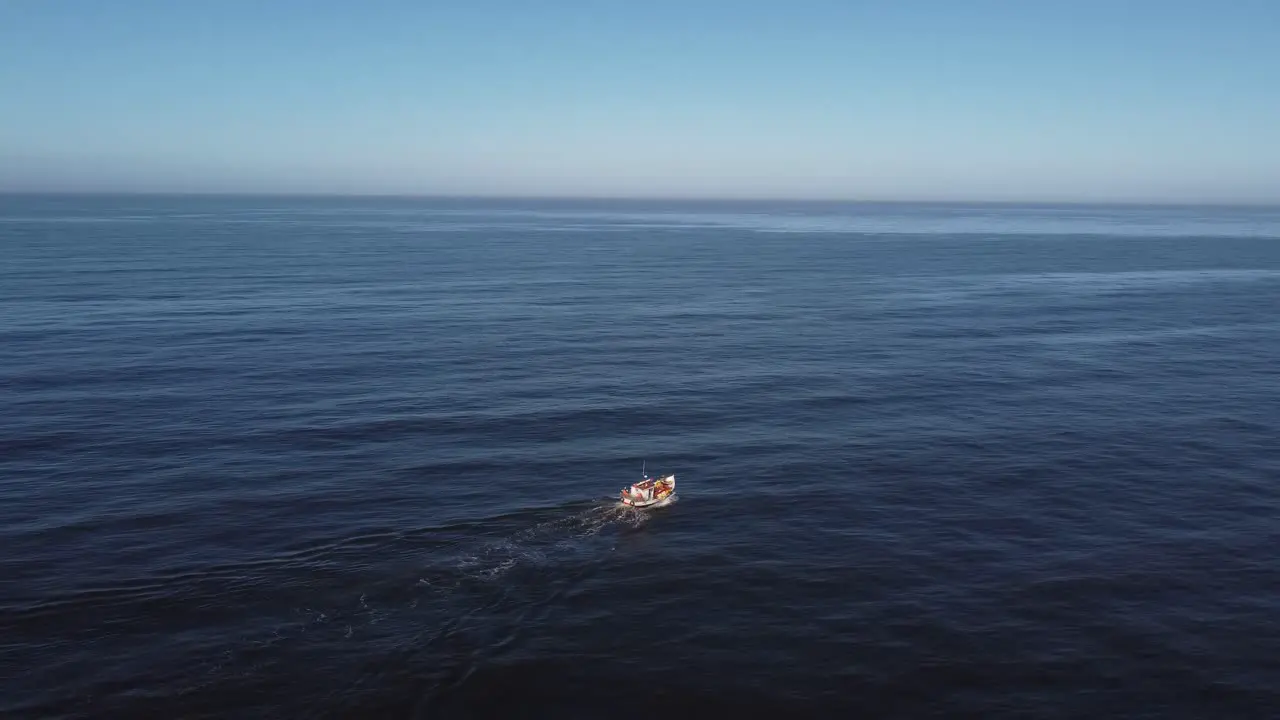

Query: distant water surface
[2,195,1279,719]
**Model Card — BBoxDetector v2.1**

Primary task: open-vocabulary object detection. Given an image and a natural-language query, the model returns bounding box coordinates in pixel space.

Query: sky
[1,0,1278,202]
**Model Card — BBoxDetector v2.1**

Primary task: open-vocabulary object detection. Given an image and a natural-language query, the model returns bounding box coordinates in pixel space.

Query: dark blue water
[3,195,1280,719]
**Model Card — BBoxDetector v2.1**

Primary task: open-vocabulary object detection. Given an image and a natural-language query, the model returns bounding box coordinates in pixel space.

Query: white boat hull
[620,473,675,508]
[620,492,677,509]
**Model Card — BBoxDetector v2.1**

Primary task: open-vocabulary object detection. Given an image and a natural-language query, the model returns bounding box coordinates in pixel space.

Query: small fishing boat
[620,463,676,508]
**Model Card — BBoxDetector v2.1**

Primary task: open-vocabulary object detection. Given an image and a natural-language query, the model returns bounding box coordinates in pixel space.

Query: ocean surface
[3,194,1280,719]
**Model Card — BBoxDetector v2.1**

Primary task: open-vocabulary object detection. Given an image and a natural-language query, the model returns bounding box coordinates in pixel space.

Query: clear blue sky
[2,0,1278,201]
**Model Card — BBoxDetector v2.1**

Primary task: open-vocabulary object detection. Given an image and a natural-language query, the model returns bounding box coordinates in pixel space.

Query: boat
[620,463,676,508]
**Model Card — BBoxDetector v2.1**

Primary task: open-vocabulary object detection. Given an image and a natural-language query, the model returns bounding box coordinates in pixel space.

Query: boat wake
[424,499,651,590]
[186,497,657,704]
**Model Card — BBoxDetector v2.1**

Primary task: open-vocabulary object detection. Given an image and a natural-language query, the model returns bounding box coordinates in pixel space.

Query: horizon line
[2,189,1278,209]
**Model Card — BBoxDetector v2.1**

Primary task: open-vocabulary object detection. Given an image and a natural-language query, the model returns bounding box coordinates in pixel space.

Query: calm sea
[3,195,1279,719]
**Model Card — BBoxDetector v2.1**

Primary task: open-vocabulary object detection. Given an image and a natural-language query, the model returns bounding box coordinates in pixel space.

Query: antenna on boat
[641,459,646,478]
